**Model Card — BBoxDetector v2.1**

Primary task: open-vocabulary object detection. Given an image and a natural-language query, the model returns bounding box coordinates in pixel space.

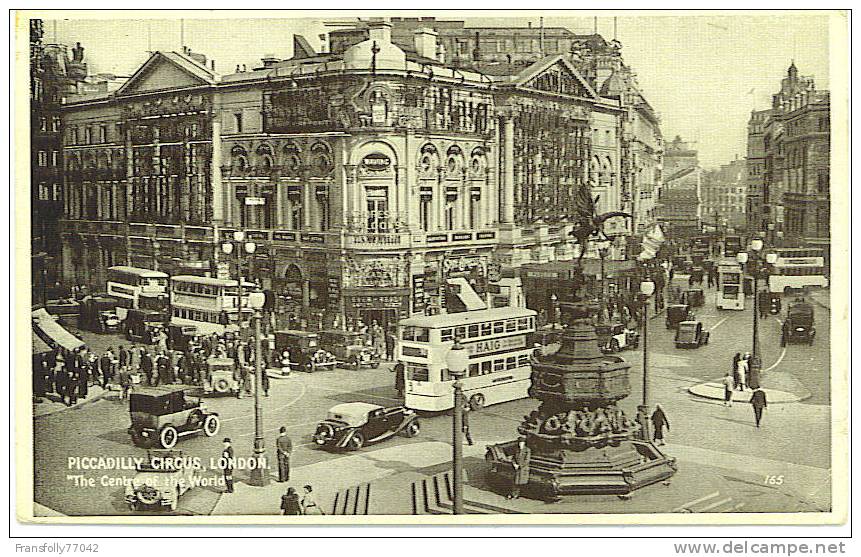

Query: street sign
[244,196,266,206]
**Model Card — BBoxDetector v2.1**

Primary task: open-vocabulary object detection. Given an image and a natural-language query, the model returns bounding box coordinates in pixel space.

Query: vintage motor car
[124,449,198,512]
[666,304,693,330]
[128,386,220,449]
[318,330,381,370]
[167,323,198,352]
[595,323,640,353]
[275,330,337,373]
[674,320,710,348]
[782,300,815,346]
[204,357,239,395]
[313,402,420,451]
[77,295,121,333]
[125,308,166,344]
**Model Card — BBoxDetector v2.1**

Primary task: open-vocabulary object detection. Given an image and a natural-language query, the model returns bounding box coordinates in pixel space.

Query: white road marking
[708,316,730,331]
[763,318,788,372]
[219,377,308,423]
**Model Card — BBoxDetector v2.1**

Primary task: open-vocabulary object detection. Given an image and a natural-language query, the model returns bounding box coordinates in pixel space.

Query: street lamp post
[637,279,655,442]
[736,240,776,390]
[445,340,469,515]
[550,293,558,328]
[222,232,269,487]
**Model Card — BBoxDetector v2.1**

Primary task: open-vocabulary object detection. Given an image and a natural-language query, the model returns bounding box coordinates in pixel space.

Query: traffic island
[688,372,811,404]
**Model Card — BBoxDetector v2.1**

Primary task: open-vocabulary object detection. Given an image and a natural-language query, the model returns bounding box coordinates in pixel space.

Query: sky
[45,12,833,168]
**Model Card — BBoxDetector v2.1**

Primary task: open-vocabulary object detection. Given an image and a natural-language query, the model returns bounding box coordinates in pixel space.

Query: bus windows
[517,318,529,331]
[455,326,466,339]
[722,285,739,299]
[493,360,506,372]
[481,361,492,375]
[506,356,517,370]
[406,363,429,381]
[467,325,480,338]
[518,354,529,367]
[493,321,504,334]
[402,326,429,342]
[505,320,517,333]
[469,363,480,377]
[480,323,492,336]
[440,328,454,342]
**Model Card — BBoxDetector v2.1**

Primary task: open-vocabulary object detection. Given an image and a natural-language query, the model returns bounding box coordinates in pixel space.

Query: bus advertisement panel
[398,307,537,411]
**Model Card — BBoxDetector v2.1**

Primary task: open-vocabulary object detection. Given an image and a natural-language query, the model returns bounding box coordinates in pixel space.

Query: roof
[170,275,254,287]
[108,266,168,278]
[114,51,218,97]
[399,306,536,329]
[131,385,194,397]
[329,402,383,416]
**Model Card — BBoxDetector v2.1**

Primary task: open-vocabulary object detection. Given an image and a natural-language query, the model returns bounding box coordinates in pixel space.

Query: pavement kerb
[687,382,806,404]
[33,386,111,418]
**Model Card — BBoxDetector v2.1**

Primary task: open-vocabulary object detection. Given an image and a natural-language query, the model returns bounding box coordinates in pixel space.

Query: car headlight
[795,327,804,331]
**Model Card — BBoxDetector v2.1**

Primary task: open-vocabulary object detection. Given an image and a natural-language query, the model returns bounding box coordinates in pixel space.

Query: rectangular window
[480,323,492,337]
[39,117,47,132]
[518,354,530,367]
[505,319,517,332]
[517,318,529,331]
[493,359,506,372]
[493,321,504,334]
[70,127,78,144]
[455,326,466,339]
[234,113,243,133]
[505,356,517,370]
[51,116,61,132]
[51,151,59,167]
[440,328,454,342]
[37,151,47,166]
[467,324,480,338]
[468,363,480,378]
[99,125,107,143]
[84,127,92,144]
[481,361,492,375]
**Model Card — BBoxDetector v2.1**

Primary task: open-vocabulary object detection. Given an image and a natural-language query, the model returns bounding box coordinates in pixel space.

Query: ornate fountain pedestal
[485,302,677,501]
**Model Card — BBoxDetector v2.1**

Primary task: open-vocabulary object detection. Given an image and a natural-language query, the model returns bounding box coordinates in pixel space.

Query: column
[437,169,446,230]
[343,164,357,228]
[403,132,417,230]
[503,115,515,224]
[211,111,224,225]
[275,179,285,227]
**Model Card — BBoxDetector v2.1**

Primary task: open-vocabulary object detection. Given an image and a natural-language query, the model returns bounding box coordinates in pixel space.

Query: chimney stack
[367,18,392,46]
[413,27,438,60]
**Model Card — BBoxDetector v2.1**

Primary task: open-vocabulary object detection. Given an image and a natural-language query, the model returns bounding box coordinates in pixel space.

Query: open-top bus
[716,260,744,310]
[106,266,169,321]
[169,275,256,335]
[768,248,829,293]
[398,306,537,412]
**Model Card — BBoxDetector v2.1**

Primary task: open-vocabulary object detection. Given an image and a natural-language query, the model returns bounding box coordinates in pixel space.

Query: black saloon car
[313,402,420,451]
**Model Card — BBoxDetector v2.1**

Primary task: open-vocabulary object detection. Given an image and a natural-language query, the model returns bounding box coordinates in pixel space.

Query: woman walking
[651,404,670,446]
[738,353,749,391]
[280,487,302,516]
[300,485,325,515]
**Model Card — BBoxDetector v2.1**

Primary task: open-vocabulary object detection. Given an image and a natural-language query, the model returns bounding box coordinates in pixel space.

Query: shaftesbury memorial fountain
[485,194,677,501]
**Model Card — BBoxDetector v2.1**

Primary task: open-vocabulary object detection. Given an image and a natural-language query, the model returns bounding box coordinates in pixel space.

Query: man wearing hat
[221,438,234,493]
[275,427,293,482]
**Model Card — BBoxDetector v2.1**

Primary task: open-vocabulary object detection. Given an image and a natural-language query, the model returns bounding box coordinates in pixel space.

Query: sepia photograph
[13,8,849,527]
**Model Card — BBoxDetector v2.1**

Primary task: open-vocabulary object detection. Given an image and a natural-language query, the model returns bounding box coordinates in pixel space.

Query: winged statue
[568,182,631,267]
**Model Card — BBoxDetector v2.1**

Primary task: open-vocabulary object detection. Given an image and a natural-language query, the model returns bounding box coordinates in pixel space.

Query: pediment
[516,55,597,99]
[116,52,213,96]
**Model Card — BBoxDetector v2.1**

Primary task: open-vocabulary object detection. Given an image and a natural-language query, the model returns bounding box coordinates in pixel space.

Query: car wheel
[370,361,380,369]
[203,414,220,437]
[130,430,147,448]
[610,339,620,353]
[159,425,178,449]
[213,378,230,394]
[404,420,420,438]
[469,393,486,411]
[349,356,359,370]
[348,432,365,450]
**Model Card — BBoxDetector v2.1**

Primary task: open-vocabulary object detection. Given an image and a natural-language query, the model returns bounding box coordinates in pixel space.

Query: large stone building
[30,19,91,301]
[745,108,770,233]
[59,19,663,328]
[747,62,830,250]
[656,136,701,237]
[702,158,747,231]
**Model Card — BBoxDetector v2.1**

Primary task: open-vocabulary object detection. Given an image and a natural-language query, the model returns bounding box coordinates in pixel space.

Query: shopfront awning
[32,308,85,353]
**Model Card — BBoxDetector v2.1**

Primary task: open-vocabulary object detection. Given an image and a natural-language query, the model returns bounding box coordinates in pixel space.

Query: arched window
[231,146,248,172]
[309,142,333,177]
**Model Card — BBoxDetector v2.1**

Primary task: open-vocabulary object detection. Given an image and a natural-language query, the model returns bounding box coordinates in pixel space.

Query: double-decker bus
[169,275,256,335]
[397,306,537,412]
[723,235,743,258]
[716,260,744,310]
[106,266,169,321]
[768,248,830,293]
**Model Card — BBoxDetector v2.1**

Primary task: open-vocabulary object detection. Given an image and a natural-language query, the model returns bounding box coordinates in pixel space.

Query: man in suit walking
[220,438,234,493]
[507,437,531,500]
[750,388,768,428]
[276,427,293,482]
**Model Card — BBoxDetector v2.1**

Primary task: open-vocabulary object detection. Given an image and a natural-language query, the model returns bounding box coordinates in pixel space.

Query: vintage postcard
[13,9,849,526]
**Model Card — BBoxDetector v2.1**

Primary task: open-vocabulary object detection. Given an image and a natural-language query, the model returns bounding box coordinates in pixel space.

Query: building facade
[59,20,663,327]
[657,136,701,237]
[30,20,88,301]
[702,158,747,231]
[745,109,770,233]
[748,63,830,250]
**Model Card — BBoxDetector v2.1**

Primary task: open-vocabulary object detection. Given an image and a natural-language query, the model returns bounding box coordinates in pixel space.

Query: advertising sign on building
[361,152,391,172]
[411,275,426,314]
